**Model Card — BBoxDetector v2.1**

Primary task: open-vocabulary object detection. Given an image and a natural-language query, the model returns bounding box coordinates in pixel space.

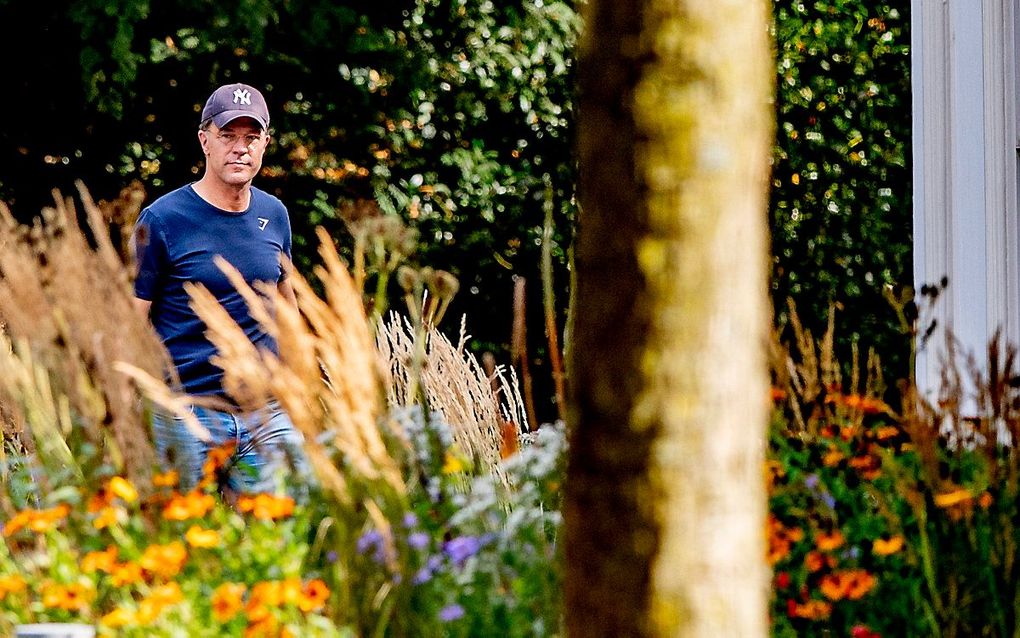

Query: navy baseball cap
[200,83,270,130]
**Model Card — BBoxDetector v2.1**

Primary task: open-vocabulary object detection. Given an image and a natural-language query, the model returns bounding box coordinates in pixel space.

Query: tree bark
[565,0,774,636]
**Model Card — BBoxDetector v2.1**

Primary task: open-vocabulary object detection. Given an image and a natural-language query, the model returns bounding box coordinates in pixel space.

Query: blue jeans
[150,400,311,498]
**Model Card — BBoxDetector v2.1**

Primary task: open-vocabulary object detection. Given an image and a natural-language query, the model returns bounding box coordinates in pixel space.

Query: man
[133,82,308,496]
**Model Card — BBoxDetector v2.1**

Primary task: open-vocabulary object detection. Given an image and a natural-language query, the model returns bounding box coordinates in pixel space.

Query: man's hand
[133,297,152,320]
[278,279,297,308]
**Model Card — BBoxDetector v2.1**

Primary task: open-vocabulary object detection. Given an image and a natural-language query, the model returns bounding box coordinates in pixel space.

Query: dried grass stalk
[184,228,403,505]
[0,184,169,484]
[377,313,528,486]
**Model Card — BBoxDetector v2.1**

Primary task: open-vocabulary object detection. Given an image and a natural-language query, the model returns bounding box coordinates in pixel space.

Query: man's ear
[198,129,210,155]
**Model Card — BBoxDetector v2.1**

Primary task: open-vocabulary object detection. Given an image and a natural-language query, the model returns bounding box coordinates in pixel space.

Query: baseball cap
[200,83,270,130]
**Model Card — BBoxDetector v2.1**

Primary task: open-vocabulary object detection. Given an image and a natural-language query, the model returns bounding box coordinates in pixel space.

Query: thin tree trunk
[565,0,774,635]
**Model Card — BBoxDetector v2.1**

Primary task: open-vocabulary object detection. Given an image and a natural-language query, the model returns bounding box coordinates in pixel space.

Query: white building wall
[912,0,1018,402]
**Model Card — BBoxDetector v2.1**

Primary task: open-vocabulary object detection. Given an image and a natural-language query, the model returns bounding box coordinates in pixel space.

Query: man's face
[199,118,269,187]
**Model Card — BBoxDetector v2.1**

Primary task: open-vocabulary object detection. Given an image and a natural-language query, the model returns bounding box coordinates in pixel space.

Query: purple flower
[357,529,382,554]
[326,550,339,564]
[804,474,820,490]
[439,604,465,622]
[444,536,482,565]
[403,513,419,528]
[821,492,836,509]
[408,532,430,550]
[357,529,386,563]
[412,555,443,585]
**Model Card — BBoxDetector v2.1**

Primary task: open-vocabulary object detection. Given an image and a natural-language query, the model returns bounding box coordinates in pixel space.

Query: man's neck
[192,176,251,212]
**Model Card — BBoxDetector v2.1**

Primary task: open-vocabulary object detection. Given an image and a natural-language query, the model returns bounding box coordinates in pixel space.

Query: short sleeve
[280,204,292,281]
[133,208,168,301]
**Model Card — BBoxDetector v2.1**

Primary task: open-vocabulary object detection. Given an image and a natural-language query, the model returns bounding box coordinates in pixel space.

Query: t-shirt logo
[233,89,252,105]
[257,217,269,230]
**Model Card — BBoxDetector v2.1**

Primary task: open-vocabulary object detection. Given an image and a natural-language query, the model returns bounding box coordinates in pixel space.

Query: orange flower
[100,606,135,628]
[789,599,832,620]
[110,561,144,587]
[153,470,180,488]
[770,387,788,402]
[875,425,899,441]
[822,447,845,467]
[244,613,280,638]
[815,529,844,552]
[41,581,95,612]
[804,550,835,573]
[93,506,123,530]
[202,442,237,483]
[849,454,882,480]
[935,488,973,508]
[299,579,330,612]
[185,525,221,548]
[82,546,119,574]
[979,492,994,509]
[237,493,295,521]
[3,504,71,536]
[212,582,247,621]
[845,569,876,599]
[108,476,138,503]
[766,516,803,565]
[140,541,188,579]
[0,574,27,599]
[873,536,904,556]
[820,572,848,601]
[135,582,183,625]
[163,491,216,521]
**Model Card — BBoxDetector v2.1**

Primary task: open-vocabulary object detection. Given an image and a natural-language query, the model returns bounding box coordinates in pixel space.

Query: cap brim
[211,110,269,130]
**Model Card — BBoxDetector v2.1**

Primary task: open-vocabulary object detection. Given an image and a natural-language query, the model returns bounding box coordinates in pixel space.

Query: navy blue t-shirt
[134,184,291,397]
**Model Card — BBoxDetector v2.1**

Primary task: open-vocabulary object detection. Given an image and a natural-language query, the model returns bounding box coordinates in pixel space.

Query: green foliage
[771,0,912,382]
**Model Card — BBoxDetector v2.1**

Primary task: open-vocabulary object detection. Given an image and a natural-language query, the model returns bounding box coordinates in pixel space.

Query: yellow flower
[110,561,144,587]
[108,476,138,503]
[0,574,27,599]
[185,525,221,548]
[935,488,973,508]
[140,541,188,579]
[873,535,905,556]
[100,606,135,628]
[212,582,247,621]
[136,582,184,625]
[41,580,95,612]
[442,451,466,475]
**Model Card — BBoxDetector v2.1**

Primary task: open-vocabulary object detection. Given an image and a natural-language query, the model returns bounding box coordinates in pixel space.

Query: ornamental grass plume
[153,226,403,513]
[0,182,170,488]
[376,313,528,488]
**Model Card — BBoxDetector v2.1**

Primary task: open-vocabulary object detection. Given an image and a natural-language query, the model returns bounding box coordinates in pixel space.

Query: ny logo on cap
[233,89,252,106]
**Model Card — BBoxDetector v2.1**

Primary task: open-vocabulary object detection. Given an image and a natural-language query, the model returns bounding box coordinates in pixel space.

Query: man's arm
[133,297,152,320]
[278,279,297,308]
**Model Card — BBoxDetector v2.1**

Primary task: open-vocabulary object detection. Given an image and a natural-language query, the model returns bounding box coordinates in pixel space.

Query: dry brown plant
[377,312,528,486]
[0,183,169,485]
[159,227,404,511]
[770,299,888,433]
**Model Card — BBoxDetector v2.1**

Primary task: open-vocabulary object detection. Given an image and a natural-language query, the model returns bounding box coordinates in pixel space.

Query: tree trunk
[564,0,774,636]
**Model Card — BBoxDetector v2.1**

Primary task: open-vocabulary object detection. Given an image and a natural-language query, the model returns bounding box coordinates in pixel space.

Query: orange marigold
[185,525,221,548]
[153,470,179,488]
[0,574,27,599]
[873,536,905,556]
[162,491,216,521]
[140,541,188,579]
[82,546,119,574]
[212,582,247,621]
[41,581,95,612]
[815,529,845,552]
[299,579,330,612]
[237,493,295,521]
[110,561,144,587]
[935,488,973,508]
